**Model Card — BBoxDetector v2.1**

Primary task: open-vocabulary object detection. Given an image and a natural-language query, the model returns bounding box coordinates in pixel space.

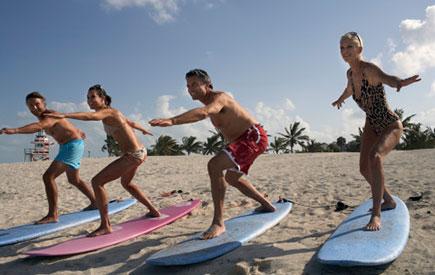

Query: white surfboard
[317,195,410,266]
[146,200,292,266]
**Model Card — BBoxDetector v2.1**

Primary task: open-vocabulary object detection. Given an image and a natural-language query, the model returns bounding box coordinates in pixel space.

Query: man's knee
[225,172,241,186]
[207,157,224,177]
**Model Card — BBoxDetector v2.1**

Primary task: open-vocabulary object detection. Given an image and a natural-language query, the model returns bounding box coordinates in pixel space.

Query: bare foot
[369,200,397,212]
[365,215,381,231]
[255,203,276,213]
[35,215,58,224]
[201,224,226,240]
[82,203,98,211]
[380,200,396,211]
[87,225,112,237]
[145,209,161,218]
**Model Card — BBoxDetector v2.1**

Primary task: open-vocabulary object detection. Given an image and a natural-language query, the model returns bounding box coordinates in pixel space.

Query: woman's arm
[332,72,353,109]
[126,119,153,135]
[370,63,421,91]
[45,109,111,121]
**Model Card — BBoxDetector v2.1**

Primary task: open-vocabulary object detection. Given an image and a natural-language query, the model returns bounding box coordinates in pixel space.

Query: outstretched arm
[371,64,421,92]
[126,119,153,135]
[44,109,111,121]
[0,118,55,135]
[332,73,353,109]
[149,98,224,127]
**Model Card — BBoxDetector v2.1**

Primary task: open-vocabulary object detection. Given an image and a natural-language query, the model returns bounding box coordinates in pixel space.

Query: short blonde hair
[341,32,363,48]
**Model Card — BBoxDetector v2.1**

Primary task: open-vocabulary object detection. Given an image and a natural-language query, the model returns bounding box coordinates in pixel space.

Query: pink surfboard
[24,199,201,256]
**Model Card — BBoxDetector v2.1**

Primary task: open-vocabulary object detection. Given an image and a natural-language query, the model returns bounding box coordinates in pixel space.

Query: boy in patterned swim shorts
[150,69,275,239]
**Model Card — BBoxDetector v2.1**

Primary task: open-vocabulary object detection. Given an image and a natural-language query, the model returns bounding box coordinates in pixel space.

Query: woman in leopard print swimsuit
[332,32,420,231]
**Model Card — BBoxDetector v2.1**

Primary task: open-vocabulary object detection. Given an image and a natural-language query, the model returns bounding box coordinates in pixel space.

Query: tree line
[102,109,435,156]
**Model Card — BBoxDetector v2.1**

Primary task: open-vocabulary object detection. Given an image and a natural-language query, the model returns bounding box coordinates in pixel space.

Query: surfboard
[0,198,136,246]
[24,199,201,256]
[146,200,292,266]
[317,195,410,266]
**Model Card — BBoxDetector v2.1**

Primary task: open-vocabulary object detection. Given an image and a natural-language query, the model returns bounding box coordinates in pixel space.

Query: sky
[1,0,435,163]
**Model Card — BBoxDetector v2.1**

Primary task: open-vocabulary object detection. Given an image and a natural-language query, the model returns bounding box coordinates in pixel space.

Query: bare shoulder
[362,61,381,75]
[39,116,58,128]
[216,91,235,101]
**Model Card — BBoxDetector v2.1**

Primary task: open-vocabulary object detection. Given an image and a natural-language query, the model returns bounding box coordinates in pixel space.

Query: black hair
[88,84,111,106]
[25,91,45,102]
[185,69,213,89]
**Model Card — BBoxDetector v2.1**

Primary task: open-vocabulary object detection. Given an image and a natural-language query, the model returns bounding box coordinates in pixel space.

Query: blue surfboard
[0,198,136,246]
[146,200,292,266]
[317,195,410,266]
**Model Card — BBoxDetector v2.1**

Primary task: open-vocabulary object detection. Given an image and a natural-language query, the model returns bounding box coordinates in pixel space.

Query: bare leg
[360,123,396,212]
[120,164,160,217]
[88,156,141,237]
[66,168,97,210]
[201,152,239,240]
[366,121,403,231]
[225,170,275,212]
[36,161,67,224]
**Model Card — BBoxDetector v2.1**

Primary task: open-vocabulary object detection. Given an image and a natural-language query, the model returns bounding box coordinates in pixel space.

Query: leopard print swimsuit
[350,71,399,136]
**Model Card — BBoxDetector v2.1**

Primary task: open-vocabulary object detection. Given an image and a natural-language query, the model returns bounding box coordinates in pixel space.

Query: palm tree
[394,108,416,135]
[181,136,203,155]
[279,121,309,153]
[402,124,435,150]
[305,139,327,153]
[336,136,346,152]
[346,127,363,152]
[101,135,121,157]
[269,137,287,154]
[149,135,183,156]
[202,134,223,155]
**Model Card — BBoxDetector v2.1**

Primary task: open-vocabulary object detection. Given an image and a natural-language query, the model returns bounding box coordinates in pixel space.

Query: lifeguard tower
[24,131,54,162]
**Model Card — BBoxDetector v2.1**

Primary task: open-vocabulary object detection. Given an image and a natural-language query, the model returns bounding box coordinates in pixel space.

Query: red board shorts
[223,124,268,175]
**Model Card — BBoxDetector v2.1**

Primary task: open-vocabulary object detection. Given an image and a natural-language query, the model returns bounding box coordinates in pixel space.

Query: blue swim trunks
[55,139,84,170]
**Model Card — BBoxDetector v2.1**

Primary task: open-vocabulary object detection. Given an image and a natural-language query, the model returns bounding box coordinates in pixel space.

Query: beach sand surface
[0,149,434,274]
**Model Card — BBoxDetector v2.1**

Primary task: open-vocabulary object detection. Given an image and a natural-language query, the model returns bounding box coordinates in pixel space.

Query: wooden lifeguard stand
[24,131,54,162]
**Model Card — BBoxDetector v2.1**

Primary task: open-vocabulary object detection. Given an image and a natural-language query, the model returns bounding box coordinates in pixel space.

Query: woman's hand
[332,98,345,109]
[397,75,421,92]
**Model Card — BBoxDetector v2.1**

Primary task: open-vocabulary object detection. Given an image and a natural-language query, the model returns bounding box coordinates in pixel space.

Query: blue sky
[1,1,435,163]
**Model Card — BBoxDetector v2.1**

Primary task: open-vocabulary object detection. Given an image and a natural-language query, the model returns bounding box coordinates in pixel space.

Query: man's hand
[78,129,86,139]
[149,118,174,127]
[0,128,17,135]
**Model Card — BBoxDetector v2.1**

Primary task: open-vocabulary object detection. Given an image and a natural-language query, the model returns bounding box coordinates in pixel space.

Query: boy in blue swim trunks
[0,92,96,224]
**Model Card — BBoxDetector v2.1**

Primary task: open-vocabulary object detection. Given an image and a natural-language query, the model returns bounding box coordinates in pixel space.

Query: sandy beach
[0,149,434,274]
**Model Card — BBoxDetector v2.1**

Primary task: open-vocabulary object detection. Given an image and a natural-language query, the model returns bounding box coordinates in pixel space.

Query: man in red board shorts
[150,69,276,239]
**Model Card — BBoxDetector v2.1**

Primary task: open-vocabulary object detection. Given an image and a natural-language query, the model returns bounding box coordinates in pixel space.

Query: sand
[0,149,434,274]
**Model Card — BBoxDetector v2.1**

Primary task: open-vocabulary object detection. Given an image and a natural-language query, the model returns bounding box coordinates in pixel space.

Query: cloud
[149,95,214,143]
[416,107,435,128]
[103,0,180,24]
[49,101,90,113]
[254,101,307,137]
[428,81,435,97]
[285,98,295,111]
[17,111,32,119]
[340,108,365,137]
[391,5,435,75]
[369,53,383,68]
